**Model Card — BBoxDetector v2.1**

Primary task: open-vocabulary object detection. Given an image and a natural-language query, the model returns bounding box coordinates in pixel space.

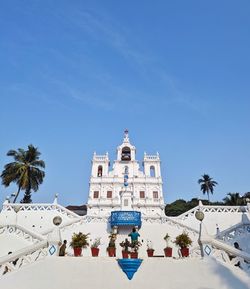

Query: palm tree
[223,193,243,206]
[198,174,218,203]
[1,145,45,203]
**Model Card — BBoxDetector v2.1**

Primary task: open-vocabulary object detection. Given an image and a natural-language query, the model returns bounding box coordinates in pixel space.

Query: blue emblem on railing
[110,211,141,227]
[117,259,143,280]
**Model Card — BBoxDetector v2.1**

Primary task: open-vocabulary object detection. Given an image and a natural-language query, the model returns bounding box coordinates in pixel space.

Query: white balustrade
[0,240,48,278]
[0,225,45,243]
[176,204,245,221]
[2,203,79,219]
[217,223,250,243]
[143,216,199,236]
[202,237,250,273]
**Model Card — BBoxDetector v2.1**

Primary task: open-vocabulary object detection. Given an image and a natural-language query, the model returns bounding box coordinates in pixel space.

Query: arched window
[97,165,103,177]
[121,147,131,161]
[150,166,155,177]
[124,166,129,175]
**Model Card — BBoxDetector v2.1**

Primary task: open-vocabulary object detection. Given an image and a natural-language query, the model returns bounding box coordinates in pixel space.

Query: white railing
[0,240,48,278]
[143,216,199,237]
[144,155,159,160]
[217,223,250,243]
[202,237,250,272]
[41,214,108,235]
[190,236,250,273]
[0,225,45,243]
[93,155,108,161]
[2,203,79,219]
[175,204,245,221]
[60,215,110,233]
[41,214,110,236]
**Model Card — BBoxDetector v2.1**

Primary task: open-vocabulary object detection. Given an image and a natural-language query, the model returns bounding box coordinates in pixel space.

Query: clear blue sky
[0,1,250,206]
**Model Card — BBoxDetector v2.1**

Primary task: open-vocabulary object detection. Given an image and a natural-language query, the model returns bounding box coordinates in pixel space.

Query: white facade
[87,130,165,216]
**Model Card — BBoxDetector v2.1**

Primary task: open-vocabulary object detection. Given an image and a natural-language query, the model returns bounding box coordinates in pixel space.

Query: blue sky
[0,0,250,205]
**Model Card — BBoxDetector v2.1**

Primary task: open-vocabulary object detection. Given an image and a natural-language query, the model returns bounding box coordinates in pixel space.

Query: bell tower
[117,129,136,162]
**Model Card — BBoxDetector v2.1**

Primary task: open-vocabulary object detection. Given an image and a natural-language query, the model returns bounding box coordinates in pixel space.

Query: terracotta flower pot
[107,247,116,257]
[73,247,82,257]
[130,252,138,259]
[164,247,172,257]
[147,249,154,257]
[180,247,189,257]
[91,247,99,257]
[122,251,130,258]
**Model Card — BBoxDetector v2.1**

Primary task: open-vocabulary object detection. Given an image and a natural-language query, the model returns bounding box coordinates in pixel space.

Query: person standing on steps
[128,227,140,246]
[59,240,67,256]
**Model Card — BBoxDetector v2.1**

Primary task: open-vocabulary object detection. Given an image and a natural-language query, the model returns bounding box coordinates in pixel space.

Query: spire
[123,129,130,143]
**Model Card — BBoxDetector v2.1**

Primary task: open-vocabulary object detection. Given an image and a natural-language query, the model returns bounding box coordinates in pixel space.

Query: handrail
[164,216,199,234]
[55,204,80,218]
[175,204,246,220]
[41,214,112,236]
[0,224,45,241]
[0,240,48,277]
[216,222,250,240]
[143,215,199,234]
[202,236,250,263]
[2,203,80,219]
[0,240,47,265]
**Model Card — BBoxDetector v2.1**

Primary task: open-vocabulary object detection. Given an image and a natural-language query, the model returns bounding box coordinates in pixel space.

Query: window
[150,166,155,177]
[124,166,129,175]
[93,191,99,199]
[153,191,158,199]
[121,147,131,161]
[140,191,145,199]
[97,166,103,177]
[124,199,128,206]
[107,191,112,198]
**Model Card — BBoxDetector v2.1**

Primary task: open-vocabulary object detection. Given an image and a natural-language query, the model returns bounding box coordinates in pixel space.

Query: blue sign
[110,211,142,227]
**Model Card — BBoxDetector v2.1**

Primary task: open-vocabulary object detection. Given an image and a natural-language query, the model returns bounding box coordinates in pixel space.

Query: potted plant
[130,240,141,259]
[174,232,192,257]
[70,232,89,257]
[107,233,116,257]
[120,238,131,258]
[163,233,172,257]
[91,237,101,257]
[146,240,154,257]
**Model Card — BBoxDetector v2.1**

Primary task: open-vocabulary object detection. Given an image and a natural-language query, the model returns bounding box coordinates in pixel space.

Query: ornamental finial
[123,129,129,142]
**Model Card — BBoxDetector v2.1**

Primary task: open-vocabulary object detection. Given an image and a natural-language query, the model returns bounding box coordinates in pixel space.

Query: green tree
[223,193,243,206]
[1,145,45,203]
[243,192,250,199]
[198,174,218,204]
[165,199,187,216]
[165,198,224,217]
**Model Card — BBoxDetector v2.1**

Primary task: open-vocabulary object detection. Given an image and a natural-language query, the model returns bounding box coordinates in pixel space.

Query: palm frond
[1,145,45,203]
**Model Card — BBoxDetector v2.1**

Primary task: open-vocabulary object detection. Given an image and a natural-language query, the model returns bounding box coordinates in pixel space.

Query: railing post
[47,216,62,257]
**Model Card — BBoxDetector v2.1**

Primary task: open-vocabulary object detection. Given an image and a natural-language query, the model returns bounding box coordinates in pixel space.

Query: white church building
[88,129,164,216]
[0,131,250,289]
